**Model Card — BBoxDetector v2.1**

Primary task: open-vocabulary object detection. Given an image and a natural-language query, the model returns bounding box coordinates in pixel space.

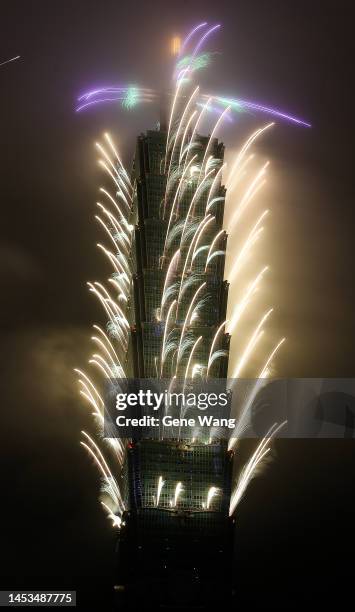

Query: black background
[1,1,354,609]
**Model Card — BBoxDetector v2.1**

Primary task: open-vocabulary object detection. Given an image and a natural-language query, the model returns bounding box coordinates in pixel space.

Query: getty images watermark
[103,378,355,440]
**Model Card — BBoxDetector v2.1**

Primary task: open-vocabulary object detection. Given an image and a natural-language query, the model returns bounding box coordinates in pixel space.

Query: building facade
[117,124,233,607]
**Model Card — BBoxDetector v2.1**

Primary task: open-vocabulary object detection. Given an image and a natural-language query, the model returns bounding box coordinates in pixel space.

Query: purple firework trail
[191,24,221,58]
[75,22,310,128]
[179,22,208,56]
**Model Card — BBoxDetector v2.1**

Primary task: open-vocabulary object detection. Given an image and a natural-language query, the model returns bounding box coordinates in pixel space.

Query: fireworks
[75,22,309,527]
[76,22,310,128]
[214,95,312,127]
[229,421,287,514]
[76,86,156,112]
[0,55,20,68]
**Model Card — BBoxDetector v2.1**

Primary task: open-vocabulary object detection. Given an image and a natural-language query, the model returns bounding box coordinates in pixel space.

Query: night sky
[1,1,354,609]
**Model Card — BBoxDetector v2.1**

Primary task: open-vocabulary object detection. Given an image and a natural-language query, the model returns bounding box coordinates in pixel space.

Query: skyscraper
[116,122,234,607]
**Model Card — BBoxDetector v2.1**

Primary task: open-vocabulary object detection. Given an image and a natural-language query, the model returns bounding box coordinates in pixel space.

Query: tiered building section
[118,125,233,606]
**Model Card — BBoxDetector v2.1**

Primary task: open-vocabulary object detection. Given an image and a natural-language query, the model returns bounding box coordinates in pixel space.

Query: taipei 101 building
[76,24,307,610]
[117,114,234,605]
